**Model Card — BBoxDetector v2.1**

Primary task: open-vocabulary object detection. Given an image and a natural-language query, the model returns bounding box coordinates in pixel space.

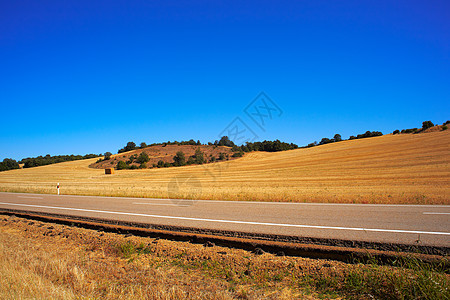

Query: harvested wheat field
[0,130,449,204]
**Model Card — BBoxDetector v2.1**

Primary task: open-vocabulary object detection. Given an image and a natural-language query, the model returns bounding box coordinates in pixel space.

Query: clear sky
[1,0,449,160]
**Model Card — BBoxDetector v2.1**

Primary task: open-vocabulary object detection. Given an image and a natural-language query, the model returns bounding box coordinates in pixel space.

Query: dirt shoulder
[1,214,448,299]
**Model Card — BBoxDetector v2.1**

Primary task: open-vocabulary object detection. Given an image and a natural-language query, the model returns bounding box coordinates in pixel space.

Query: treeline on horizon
[112,137,300,170]
[1,120,446,172]
[392,120,448,134]
[117,137,299,154]
[0,153,101,172]
[20,154,100,168]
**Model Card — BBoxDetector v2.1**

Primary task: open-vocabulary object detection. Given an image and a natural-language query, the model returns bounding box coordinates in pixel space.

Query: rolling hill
[0,130,448,204]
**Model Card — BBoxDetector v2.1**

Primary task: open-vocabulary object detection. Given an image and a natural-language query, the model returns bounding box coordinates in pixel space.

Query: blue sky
[1,0,449,160]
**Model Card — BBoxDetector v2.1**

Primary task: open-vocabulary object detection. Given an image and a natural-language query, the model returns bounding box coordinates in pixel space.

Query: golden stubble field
[0,131,449,204]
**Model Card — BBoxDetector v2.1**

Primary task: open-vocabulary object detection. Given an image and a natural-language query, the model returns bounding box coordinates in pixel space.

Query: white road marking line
[1,201,449,236]
[3,192,450,208]
[423,212,450,215]
[132,202,176,206]
[17,196,43,199]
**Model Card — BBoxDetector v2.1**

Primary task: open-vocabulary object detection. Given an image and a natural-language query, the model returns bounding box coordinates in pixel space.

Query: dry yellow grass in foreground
[0,131,449,204]
[1,214,448,299]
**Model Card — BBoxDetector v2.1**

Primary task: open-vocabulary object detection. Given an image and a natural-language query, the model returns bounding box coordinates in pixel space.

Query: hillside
[91,144,237,170]
[0,130,448,204]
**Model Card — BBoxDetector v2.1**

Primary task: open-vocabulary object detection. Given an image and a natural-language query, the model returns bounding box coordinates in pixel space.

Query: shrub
[232,152,244,157]
[157,160,165,168]
[217,136,235,147]
[118,142,137,153]
[194,148,205,164]
[393,130,400,134]
[218,153,226,161]
[231,145,241,152]
[127,154,138,164]
[244,140,298,152]
[442,125,448,130]
[403,128,418,133]
[173,151,186,166]
[319,137,332,145]
[422,121,434,130]
[136,152,149,164]
[138,162,147,169]
[0,158,20,172]
[116,161,128,170]
[187,156,195,165]
[104,152,112,160]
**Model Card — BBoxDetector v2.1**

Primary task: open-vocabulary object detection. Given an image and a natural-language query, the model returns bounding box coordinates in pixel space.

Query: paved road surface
[0,192,449,247]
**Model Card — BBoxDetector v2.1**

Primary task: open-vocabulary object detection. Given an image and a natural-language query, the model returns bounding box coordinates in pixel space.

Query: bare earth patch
[91,144,237,170]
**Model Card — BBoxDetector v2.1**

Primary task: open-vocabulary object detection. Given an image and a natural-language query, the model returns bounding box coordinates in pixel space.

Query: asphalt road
[0,192,449,247]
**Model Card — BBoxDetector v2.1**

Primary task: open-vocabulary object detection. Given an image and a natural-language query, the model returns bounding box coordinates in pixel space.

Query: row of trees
[349,131,383,140]
[116,136,299,155]
[116,152,150,170]
[0,158,20,172]
[393,120,448,135]
[20,154,101,168]
[118,140,203,153]
[172,148,206,166]
[236,140,299,152]
[304,131,383,149]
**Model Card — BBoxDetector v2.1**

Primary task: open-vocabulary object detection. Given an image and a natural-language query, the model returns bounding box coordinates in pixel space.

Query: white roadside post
[57,182,60,195]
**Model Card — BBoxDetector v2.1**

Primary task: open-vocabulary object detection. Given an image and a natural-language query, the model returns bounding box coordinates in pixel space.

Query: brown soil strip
[1,208,448,270]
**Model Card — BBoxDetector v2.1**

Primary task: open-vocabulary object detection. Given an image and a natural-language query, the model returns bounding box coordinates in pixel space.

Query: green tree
[140,142,147,148]
[104,152,112,160]
[116,161,128,170]
[0,158,20,172]
[218,136,235,147]
[136,152,150,164]
[232,152,243,157]
[173,151,186,166]
[194,148,205,164]
[126,142,136,151]
[333,134,342,142]
[319,138,332,145]
[422,121,434,130]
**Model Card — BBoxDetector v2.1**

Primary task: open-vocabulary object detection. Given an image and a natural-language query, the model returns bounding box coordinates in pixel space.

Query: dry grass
[0,131,449,204]
[0,214,448,299]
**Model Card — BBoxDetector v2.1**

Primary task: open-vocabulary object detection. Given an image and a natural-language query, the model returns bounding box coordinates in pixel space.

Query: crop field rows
[0,131,448,204]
